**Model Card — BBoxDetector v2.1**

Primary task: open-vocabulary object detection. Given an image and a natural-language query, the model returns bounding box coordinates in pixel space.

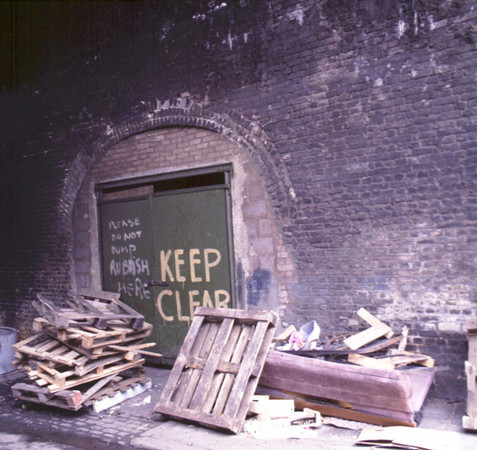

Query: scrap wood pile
[151,306,436,437]
[11,289,156,412]
[272,307,434,370]
[257,307,436,427]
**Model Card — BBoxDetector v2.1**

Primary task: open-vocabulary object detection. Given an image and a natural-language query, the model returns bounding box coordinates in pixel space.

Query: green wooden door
[98,175,234,361]
[151,188,234,359]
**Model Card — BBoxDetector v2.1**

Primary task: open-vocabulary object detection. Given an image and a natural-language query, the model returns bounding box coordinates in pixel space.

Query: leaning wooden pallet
[155,307,278,434]
[262,308,435,427]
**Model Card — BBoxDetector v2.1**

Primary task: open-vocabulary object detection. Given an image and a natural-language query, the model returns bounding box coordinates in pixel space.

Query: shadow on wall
[247,268,271,308]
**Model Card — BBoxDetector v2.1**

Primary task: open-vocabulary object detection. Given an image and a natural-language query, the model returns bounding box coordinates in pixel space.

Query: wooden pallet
[11,383,84,411]
[12,333,86,367]
[33,318,153,359]
[154,307,278,434]
[12,368,148,411]
[34,290,144,330]
[29,355,145,392]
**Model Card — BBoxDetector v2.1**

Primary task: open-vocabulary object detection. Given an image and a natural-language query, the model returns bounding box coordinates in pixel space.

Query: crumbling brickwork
[1,0,476,398]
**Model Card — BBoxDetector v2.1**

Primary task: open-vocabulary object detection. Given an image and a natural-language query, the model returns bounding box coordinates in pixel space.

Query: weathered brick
[1,0,476,400]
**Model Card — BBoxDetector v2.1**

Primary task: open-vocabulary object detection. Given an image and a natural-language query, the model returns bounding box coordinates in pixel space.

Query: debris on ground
[356,426,461,450]
[258,307,435,427]
[11,289,156,411]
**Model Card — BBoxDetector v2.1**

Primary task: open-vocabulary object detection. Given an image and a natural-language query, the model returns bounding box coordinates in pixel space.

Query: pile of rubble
[273,307,434,370]
[11,290,156,412]
[258,307,435,427]
[153,307,436,435]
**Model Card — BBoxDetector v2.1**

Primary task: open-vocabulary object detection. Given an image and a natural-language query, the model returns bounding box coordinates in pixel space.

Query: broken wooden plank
[248,395,295,418]
[357,308,394,339]
[383,351,435,368]
[397,326,409,353]
[272,325,296,342]
[343,321,393,351]
[154,307,278,434]
[13,333,86,367]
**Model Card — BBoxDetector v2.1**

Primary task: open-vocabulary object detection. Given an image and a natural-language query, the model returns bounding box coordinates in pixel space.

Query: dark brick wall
[1,0,476,398]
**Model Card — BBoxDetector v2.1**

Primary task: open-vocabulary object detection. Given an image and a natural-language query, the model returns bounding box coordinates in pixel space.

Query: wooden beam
[344,322,392,351]
[357,308,394,339]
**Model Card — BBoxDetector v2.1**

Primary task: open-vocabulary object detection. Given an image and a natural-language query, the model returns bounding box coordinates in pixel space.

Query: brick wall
[1,0,476,398]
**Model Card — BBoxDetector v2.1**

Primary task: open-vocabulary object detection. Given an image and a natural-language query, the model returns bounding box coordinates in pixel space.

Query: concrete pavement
[1,364,476,449]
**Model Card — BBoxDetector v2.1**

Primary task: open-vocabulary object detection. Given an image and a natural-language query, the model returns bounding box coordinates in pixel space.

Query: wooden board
[343,321,393,351]
[357,308,394,339]
[154,307,278,434]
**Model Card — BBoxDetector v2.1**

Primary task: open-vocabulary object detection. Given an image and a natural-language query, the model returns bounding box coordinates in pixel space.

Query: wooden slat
[154,307,278,434]
[159,314,206,405]
[178,321,219,409]
[201,323,242,414]
[383,351,435,368]
[231,318,278,432]
[212,324,252,416]
[188,318,235,411]
[343,322,392,351]
[357,308,394,339]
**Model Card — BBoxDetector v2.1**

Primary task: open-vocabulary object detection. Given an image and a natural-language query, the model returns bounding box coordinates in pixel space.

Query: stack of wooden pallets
[11,290,155,411]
